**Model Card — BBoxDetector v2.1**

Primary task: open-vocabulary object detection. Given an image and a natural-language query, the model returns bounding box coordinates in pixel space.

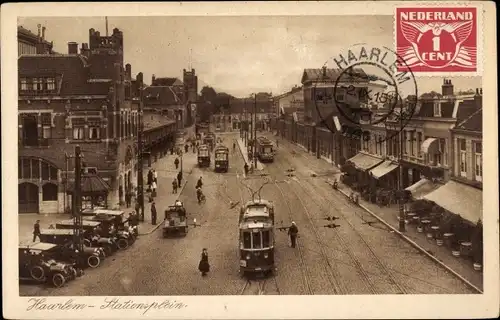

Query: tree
[420,91,442,99]
[200,86,217,102]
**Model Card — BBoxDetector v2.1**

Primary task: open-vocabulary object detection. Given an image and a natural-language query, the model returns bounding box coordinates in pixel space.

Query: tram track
[272,152,408,294]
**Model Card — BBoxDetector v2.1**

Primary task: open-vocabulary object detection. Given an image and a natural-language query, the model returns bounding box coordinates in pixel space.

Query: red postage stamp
[396,7,478,74]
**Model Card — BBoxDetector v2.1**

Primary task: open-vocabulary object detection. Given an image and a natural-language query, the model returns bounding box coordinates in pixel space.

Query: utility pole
[398,106,406,232]
[137,86,145,222]
[253,94,257,169]
[73,145,84,267]
[244,100,248,147]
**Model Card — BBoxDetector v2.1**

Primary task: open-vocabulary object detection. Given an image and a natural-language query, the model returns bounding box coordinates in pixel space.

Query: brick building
[423,100,482,225]
[18,24,54,56]
[18,26,142,214]
[218,95,274,132]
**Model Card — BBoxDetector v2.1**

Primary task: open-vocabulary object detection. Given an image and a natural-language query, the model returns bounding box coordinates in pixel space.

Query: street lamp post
[253,93,257,169]
[398,107,406,232]
[73,145,84,268]
[137,86,145,222]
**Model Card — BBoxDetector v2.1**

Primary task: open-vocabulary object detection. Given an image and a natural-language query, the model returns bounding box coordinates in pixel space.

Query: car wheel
[117,238,129,250]
[87,255,100,268]
[30,266,45,281]
[70,267,78,279]
[51,273,66,288]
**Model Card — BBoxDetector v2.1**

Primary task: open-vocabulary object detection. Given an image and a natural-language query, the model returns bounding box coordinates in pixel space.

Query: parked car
[82,209,136,247]
[38,229,105,268]
[55,220,119,254]
[19,242,80,288]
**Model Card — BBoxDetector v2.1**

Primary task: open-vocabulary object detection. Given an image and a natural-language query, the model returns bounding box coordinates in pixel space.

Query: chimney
[68,42,78,54]
[322,66,327,77]
[42,26,46,40]
[474,88,482,109]
[442,79,454,96]
[37,24,41,39]
[152,74,156,85]
[80,43,90,57]
[192,68,195,74]
[137,72,144,87]
[125,64,131,78]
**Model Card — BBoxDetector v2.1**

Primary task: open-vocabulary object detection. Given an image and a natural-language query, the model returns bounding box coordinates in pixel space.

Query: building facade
[18,26,141,214]
[18,24,54,56]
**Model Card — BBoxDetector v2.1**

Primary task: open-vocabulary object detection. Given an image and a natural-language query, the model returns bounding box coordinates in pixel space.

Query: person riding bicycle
[196,177,203,189]
[196,187,204,203]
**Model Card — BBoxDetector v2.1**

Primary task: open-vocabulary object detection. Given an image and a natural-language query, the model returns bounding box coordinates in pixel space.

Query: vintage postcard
[1,1,498,319]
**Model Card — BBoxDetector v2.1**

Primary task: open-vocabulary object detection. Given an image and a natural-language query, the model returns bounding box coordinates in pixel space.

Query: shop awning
[347,153,384,171]
[67,174,111,196]
[421,138,438,154]
[424,180,482,224]
[405,178,440,200]
[369,161,399,179]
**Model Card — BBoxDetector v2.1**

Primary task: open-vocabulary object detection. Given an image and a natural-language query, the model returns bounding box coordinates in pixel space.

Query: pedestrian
[174,157,180,170]
[198,248,210,276]
[33,220,41,242]
[172,179,178,194]
[177,171,183,187]
[288,221,299,248]
[151,180,157,198]
[147,169,153,187]
[128,211,139,236]
[244,162,249,176]
[170,147,174,155]
[153,169,158,184]
[185,144,189,153]
[196,176,203,189]
[151,202,157,225]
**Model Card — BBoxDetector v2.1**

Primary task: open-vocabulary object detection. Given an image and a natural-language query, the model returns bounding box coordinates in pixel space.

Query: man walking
[172,179,178,194]
[177,171,183,188]
[174,158,180,170]
[151,202,157,225]
[288,221,299,248]
[33,220,41,242]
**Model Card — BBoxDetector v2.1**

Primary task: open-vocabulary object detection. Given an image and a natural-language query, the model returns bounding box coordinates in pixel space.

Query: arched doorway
[19,182,39,213]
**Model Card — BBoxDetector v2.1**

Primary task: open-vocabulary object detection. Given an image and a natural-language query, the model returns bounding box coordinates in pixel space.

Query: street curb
[236,138,265,172]
[138,167,195,236]
[334,184,483,294]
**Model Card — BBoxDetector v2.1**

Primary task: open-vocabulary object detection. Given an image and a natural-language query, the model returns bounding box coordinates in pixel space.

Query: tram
[197,144,211,167]
[214,145,229,172]
[238,199,275,275]
[255,136,275,162]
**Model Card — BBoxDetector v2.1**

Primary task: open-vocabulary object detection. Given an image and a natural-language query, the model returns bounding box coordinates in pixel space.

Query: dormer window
[19,77,57,94]
[433,102,441,117]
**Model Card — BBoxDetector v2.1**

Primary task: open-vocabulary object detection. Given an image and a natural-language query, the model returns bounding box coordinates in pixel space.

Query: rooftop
[455,108,482,133]
[143,112,176,131]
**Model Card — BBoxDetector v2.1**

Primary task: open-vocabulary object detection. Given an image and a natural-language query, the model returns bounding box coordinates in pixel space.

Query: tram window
[264,147,272,153]
[242,232,252,249]
[262,230,270,248]
[252,230,262,249]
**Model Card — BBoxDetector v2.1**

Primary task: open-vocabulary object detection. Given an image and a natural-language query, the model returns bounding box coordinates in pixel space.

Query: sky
[18,16,481,98]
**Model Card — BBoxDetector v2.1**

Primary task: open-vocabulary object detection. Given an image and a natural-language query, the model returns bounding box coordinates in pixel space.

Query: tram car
[238,199,275,275]
[203,133,216,150]
[197,144,211,167]
[255,136,275,163]
[214,145,229,172]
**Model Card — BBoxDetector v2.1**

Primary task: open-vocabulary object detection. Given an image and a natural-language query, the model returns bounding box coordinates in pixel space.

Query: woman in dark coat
[198,248,210,276]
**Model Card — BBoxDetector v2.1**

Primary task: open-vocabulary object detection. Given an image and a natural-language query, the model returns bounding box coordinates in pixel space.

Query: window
[262,230,271,248]
[459,139,467,177]
[474,142,482,182]
[252,230,262,249]
[242,232,251,249]
[33,78,42,91]
[433,102,441,117]
[46,78,55,91]
[439,138,447,166]
[42,183,58,201]
[417,132,422,157]
[89,127,100,140]
[20,78,28,91]
[410,131,415,156]
[402,131,407,154]
[73,127,85,140]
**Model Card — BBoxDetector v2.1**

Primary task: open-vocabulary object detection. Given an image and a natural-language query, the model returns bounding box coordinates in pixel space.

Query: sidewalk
[123,150,198,235]
[236,138,265,171]
[333,181,483,292]
[18,152,199,242]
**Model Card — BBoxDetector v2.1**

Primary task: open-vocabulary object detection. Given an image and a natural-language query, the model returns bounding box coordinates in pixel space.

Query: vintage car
[55,220,120,254]
[82,209,136,248]
[38,229,105,268]
[19,241,80,287]
[163,204,188,237]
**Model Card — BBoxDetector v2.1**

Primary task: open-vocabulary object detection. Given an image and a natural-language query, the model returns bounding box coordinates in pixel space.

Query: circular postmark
[313,43,418,143]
